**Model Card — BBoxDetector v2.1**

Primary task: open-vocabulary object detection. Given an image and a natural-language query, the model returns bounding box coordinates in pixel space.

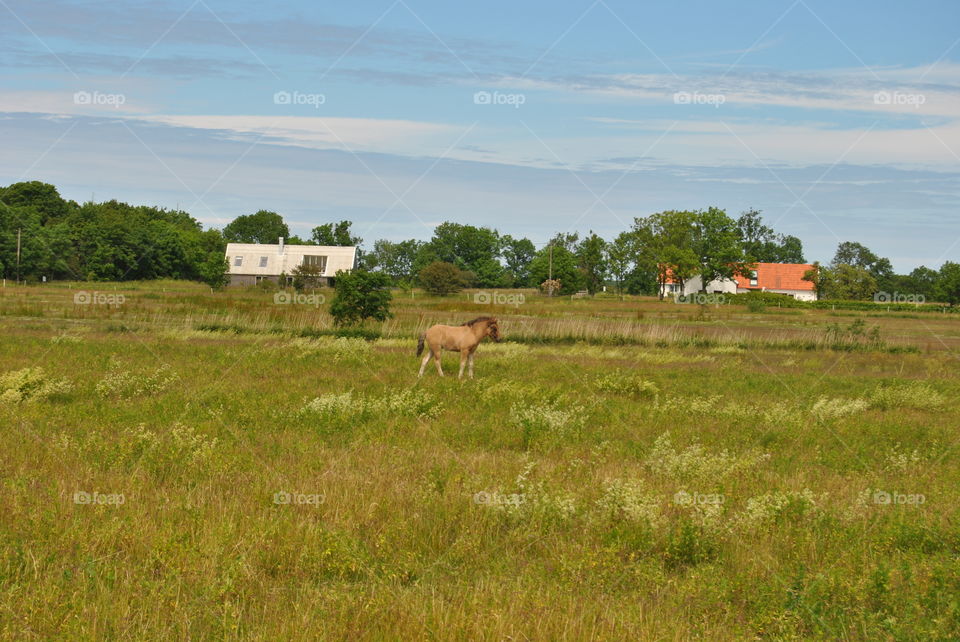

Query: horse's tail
[416,333,426,357]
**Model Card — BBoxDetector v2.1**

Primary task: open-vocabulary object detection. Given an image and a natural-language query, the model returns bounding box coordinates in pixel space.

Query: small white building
[225,238,357,286]
[660,263,817,301]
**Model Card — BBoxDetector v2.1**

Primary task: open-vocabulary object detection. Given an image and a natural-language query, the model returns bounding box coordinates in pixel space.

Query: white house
[224,238,357,286]
[660,263,817,301]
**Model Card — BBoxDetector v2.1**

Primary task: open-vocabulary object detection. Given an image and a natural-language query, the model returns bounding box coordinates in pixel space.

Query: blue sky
[1,0,958,270]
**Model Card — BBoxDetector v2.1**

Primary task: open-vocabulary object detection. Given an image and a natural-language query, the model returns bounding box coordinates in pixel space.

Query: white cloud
[141,114,466,157]
[581,117,960,168]
[0,89,152,115]
[492,63,960,118]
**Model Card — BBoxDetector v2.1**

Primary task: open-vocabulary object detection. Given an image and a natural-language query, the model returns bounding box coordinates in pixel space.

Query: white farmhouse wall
[660,276,737,297]
[225,243,356,278]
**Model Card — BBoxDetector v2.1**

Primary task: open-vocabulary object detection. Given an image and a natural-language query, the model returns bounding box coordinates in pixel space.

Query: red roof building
[733,263,815,292]
[660,263,817,301]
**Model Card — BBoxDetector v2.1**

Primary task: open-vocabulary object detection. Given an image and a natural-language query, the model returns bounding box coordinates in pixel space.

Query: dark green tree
[291,263,325,290]
[223,210,289,244]
[549,232,580,252]
[528,244,584,294]
[831,241,894,290]
[819,264,878,300]
[901,266,939,299]
[736,209,804,263]
[419,261,467,296]
[936,262,960,306]
[736,209,775,261]
[198,252,229,289]
[311,221,361,246]
[329,270,392,326]
[691,207,753,292]
[773,235,805,263]
[630,210,698,298]
[367,239,422,285]
[802,262,823,300]
[606,232,633,295]
[416,222,503,287]
[576,232,608,294]
[500,235,536,287]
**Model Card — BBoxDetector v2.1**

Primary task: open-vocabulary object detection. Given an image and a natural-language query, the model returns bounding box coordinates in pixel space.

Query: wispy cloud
[492,64,960,119]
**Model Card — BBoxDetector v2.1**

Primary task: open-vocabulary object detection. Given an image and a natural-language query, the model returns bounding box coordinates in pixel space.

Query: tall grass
[0,280,957,638]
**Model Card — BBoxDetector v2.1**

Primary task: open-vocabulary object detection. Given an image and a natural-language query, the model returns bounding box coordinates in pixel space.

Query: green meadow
[1,281,958,640]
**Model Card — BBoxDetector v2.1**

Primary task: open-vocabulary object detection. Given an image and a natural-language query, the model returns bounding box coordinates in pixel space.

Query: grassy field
[1,281,958,640]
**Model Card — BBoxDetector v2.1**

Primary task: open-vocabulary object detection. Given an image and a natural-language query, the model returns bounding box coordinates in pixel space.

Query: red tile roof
[662,263,815,291]
[734,263,815,291]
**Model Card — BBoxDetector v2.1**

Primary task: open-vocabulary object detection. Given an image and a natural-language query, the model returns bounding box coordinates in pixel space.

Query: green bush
[329,270,393,327]
[418,261,468,296]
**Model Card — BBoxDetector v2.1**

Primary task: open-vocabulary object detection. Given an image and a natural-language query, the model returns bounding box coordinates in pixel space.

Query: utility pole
[16,228,21,285]
[548,242,554,297]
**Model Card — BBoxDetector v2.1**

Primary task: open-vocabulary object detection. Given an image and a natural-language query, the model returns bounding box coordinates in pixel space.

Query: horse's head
[486,318,501,342]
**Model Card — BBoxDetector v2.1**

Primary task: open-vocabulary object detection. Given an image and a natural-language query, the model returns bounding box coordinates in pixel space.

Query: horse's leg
[418,348,432,377]
[433,343,444,376]
[467,351,475,379]
[458,349,469,379]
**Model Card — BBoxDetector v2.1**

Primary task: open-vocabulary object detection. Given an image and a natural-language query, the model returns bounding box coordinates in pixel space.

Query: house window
[258,256,268,268]
[234,256,243,267]
[749,270,758,287]
[301,255,328,272]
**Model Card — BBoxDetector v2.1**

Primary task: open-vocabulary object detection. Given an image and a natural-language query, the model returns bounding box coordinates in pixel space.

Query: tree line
[1,181,956,304]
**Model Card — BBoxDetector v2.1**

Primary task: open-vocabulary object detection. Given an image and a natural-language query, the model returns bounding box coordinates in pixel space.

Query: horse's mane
[462,316,496,327]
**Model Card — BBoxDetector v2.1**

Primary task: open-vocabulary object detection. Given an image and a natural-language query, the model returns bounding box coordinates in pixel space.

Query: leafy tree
[936,261,960,306]
[0,200,75,281]
[367,239,422,285]
[198,252,229,289]
[774,235,805,263]
[576,232,608,294]
[904,266,939,299]
[624,264,657,295]
[0,181,72,224]
[630,210,697,298]
[606,232,633,295]
[691,207,753,292]
[820,264,878,300]
[736,209,804,263]
[802,262,823,300]
[500,235,536,287]
[416,222,504,287]
[418,261,467,296]
[662,245,700,294]
[528,244,584,294]
[329,270,393,326]
[737,209,775,261]
[549,232,580,252]
[223,210,289,244]
[832,241,894,290]
[0,182,272,285]
[291,263,325,291]
[311,221,361,246]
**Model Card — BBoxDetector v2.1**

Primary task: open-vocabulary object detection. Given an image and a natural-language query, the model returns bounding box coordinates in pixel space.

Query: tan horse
[417,316,501,379]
